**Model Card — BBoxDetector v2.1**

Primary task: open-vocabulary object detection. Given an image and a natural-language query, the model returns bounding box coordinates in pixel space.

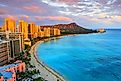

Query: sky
[0,0,121,29]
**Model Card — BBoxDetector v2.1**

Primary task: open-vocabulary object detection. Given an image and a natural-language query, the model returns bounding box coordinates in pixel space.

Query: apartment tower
[3,18,16,32]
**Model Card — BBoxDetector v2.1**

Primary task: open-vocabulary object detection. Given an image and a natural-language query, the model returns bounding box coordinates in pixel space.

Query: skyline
[0,0,121,29]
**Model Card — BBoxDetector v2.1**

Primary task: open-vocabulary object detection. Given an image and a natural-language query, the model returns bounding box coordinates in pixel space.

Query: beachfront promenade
[30,39,66,81]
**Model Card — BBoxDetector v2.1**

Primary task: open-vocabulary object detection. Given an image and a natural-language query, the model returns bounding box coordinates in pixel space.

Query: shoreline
[29,33,93,81]
[30,36,69,81]
[29,34,80,81]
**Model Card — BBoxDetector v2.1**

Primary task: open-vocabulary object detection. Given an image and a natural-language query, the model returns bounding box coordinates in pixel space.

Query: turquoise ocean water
[37,29,121,81]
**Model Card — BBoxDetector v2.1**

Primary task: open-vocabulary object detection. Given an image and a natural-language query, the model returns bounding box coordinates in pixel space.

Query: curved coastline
[30,36,67,81]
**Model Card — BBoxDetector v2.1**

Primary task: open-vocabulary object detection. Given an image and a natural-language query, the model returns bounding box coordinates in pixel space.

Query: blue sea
[37,29,121,81]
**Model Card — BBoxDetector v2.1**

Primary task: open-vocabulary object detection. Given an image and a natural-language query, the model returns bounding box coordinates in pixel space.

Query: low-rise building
[0,60,26,81]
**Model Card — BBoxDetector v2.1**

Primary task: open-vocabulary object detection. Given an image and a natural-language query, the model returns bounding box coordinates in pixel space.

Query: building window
[28,24,31,33]
[10,41,14,58]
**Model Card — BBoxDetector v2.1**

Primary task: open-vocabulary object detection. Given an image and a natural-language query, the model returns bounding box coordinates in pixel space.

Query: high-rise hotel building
[40,26,51,37]
[2,18,16,32]
[0,31,24,60]
[18,20,31,46]
[28,22,36,39]
[54,26,61,36]
[18,20,29,40]
[50,26,61,36]
[1,18,61,47]
[37,26,44,38]
[0,40,10,66]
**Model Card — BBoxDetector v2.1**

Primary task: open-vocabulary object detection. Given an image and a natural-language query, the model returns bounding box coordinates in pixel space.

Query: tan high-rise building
[28,22,36,39]
[1,18,61,46]
[54,27,58,36]
[18,20,29,39]
[37,26,44,37]
[56,28,61,35]
[50,26,61,36]
[34,25,39,38]
[44,27,50,37]
[40,26,51,37]
[50,26,54,36]
[28,23,42,39]
[0,27,2,32]
[3,18,16,32]
[18,20,31,46]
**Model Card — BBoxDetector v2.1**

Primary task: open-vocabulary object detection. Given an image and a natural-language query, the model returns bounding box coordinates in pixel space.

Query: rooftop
[0,61,23,80]
[0,71,12,80]
[0,63,19,71]
[0,61,22,71]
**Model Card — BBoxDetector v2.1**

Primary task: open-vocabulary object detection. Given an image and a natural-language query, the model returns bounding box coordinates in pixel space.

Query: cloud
[0,8,8,15]
[0,14,30,21]
[107,0,117,4]
[47,16,73,21]
[22,5,45,13]
[18,15,29,19]
[110,16,121,22]
[0,0,121,28]
[78,15,113,26]
[91,18,112,25]
[41,0,69,7]
[0,0,32,7]
[3,15,17,20]
[41,0,121,18]
[58,0,79,4]
[35,16,73,22]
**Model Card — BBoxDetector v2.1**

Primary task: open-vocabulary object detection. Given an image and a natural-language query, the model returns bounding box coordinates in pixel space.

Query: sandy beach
[29,36,66,81]
[29,34,80,81]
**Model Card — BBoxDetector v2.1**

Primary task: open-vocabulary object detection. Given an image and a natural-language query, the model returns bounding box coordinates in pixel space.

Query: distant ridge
[55,23,97,34]
[40,23,97,34]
